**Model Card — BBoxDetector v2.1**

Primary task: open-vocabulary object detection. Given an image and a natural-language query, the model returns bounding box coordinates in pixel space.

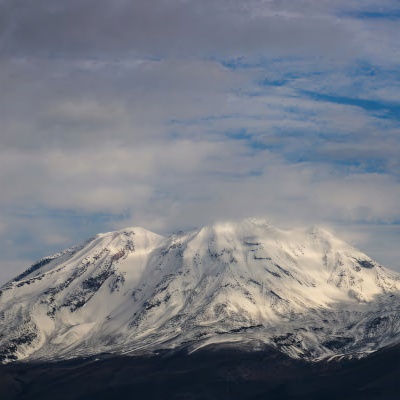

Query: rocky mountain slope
[1,218,399,363]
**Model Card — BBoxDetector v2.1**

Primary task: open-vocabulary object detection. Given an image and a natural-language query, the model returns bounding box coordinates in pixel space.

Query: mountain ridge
[1,218,399,364]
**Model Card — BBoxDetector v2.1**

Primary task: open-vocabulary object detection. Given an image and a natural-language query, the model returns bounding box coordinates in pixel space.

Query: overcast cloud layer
[1,0,400,284]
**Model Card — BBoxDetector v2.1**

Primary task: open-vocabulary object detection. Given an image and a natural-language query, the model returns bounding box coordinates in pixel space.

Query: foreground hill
[1,343,400,400]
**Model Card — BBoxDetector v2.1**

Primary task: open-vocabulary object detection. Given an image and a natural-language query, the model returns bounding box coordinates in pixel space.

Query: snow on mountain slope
[1,219,400,363]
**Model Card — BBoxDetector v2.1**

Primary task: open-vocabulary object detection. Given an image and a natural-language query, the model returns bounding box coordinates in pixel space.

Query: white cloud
[1,0,400,284]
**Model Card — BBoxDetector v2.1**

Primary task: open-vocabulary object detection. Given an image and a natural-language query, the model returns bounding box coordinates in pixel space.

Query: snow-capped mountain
[1,218,400,364]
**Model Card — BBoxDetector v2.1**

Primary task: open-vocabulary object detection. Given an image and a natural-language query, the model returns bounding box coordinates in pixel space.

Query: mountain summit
[1,219,399,363]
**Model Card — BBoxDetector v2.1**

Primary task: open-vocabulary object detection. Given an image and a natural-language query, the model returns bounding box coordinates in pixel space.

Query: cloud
[1,0,358,59]
[1,0,400,284]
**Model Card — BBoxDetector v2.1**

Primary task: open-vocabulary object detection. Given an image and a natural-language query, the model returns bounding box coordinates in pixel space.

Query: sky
[1,0,400,284]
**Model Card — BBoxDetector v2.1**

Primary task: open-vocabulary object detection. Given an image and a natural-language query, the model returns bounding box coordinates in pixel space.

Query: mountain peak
[96,225,164,238]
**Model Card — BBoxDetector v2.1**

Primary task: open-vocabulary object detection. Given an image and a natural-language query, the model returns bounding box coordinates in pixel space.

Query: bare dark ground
[1,343,399,400]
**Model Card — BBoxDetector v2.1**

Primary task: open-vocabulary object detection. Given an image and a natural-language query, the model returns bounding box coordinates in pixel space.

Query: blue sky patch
[301,91,400,121]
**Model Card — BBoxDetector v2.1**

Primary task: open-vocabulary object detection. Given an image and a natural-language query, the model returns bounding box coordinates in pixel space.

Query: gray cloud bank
[1,0,356,58]
[1,0,400,283]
